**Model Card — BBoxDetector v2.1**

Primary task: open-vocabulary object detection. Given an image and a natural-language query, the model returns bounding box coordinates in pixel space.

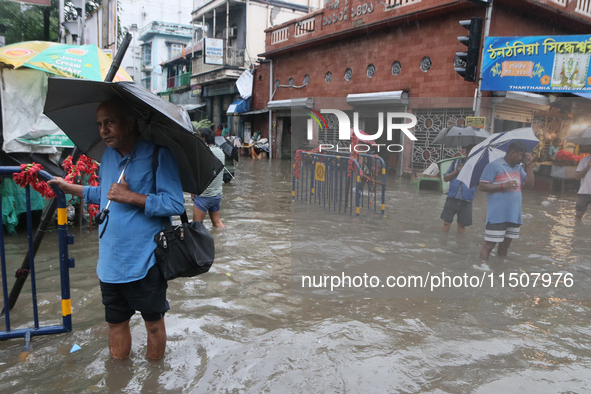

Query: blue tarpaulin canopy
[226,98,250,115]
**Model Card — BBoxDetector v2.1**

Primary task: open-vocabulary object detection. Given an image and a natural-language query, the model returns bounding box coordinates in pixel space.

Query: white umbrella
[431,126,491,146]
[456,127,539,188]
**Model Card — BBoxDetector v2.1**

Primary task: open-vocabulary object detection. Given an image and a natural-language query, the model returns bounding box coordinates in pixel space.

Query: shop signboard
[465,116,485,128]
[481,35,591,93]
[204,38,223,65]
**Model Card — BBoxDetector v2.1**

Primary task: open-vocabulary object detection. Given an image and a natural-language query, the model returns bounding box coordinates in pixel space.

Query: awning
[180,103,206,112]
[227,98,250,115]
[267,97,314,109]
[239,109,268,116]
[346,91,409,105]
[492,91,550,123]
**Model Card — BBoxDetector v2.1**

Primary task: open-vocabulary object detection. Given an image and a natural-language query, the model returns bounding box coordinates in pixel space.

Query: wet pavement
[1,159,591,393]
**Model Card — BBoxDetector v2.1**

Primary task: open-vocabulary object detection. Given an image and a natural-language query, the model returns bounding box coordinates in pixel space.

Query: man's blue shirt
[83,138,184,283]
[480,158,527,225]
[446,158,476,202]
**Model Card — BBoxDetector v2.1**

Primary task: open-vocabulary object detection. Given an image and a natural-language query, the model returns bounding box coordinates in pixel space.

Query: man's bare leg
[193,205,207,222]
[145,318,166,360]
[497,238,513,256]
[575,210,585,223]
[457,224,466,234]
[109,320,132,359]
[480,241,497,260]
[441,222,452,232]
[209,211,226,228]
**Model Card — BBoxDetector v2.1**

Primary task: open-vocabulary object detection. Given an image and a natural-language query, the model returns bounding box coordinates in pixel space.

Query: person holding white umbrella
[478,141,535,260]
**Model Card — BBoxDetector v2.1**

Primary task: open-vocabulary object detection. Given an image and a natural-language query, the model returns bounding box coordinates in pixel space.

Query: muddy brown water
[1,159,591,393]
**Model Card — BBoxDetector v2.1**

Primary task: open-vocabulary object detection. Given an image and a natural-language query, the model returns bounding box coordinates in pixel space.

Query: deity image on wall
[551,52,590,88]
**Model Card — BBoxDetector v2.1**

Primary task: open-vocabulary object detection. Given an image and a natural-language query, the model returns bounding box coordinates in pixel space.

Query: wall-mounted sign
[203,82,237,97]
[465,116,486,128]
[204,38,223,65]
[191,84,201,97]
[482,35,591,93]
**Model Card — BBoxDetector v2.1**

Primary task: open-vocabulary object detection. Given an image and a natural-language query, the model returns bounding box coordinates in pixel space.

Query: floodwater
[1,159,591,393]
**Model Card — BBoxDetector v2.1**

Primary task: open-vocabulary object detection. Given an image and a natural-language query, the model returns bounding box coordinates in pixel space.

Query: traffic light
[454,17,483,82]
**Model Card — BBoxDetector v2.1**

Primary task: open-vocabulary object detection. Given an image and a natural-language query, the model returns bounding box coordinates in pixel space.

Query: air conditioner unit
[224,27,237,38]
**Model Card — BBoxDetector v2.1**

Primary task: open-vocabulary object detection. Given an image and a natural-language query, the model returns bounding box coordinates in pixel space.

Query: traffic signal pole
[474,0,493,116]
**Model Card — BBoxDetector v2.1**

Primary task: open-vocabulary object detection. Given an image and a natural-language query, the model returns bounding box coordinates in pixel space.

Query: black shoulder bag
[151,146,215,280]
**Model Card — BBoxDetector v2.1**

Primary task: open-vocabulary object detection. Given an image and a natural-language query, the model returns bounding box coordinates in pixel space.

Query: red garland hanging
[13,155,101,218]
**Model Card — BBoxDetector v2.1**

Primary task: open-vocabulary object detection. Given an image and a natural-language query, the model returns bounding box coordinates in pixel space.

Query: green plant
[191,119,214,130]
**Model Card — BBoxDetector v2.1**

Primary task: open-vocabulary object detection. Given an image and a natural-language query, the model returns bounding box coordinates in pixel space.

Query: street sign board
[482,35,591,93]
[465,116,486,128]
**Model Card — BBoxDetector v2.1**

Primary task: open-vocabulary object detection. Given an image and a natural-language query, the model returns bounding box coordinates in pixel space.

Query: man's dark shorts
[440,197,473,227]
[100,263,169,324]
[575,194,591,212]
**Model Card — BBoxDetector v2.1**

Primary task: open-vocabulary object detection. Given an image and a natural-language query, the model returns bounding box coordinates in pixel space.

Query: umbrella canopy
[215,136,239,162]
[566,127,591,145]
[44,78,223,195]
[0,41,131,81]
[431,126,491,146]
[456,127,539,188]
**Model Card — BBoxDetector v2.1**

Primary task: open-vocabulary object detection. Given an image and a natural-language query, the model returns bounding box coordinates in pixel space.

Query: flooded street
[2,159,591,393]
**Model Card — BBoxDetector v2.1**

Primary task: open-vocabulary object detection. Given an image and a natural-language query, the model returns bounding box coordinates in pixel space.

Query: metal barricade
[292,151,386,216]
[0,167,74,345]
[324,151,387,215]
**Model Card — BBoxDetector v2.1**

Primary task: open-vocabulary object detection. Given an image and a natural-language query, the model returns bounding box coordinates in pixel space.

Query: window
[141,43,152,66]
[142,72,152,90]
[170,43,184,59]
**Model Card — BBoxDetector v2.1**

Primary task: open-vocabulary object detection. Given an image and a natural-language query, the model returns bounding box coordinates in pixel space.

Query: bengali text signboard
[481,35,591,93]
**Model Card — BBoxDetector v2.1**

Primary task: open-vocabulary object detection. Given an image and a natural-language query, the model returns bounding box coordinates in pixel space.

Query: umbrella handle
[94,208,109,225]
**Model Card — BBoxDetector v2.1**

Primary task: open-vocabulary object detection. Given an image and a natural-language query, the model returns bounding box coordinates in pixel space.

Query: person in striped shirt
[479,141,534,260]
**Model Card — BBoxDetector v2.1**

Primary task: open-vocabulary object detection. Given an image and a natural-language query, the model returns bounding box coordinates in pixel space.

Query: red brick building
[247,0,591,174]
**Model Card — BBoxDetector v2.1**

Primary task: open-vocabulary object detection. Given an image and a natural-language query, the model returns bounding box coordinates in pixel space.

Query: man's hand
[455,164,464,173]
[524,152,533,167]
[107,174,131,204]
[47,176,68,189]
[47,176,84,197]
[503,180,518,190]
[107,175,148,208]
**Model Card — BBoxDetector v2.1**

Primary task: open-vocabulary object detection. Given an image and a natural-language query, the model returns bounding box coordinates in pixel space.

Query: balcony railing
[295,17,315,37]
[549,0,567,6]
[271,27,289,45]
[167,72,191,89]
[576,0,591,17]
[384,0,421,7]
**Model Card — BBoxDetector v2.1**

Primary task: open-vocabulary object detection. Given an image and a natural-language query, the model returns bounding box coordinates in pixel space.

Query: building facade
[255,0,591,170]
[138,21,193,93]
[190,0,321,137]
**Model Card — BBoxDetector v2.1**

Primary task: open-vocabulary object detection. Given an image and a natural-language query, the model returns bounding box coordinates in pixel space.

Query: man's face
[506,149,525,165]
[96,103,133,151]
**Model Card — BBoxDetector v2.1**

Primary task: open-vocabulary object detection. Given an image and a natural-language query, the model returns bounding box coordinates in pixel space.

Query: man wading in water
[49,98,185,359]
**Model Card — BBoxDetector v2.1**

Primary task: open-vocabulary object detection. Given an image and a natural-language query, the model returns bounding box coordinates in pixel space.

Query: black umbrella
[215,136,239,162]
[43,77,223,195]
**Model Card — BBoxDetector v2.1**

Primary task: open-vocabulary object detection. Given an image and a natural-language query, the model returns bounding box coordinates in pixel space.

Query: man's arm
[479,180,516,193]
[443,163,462,182]
[144,147,185,217]
[523,153,535,189]
[575,159,591,180]
[47,177,84,197]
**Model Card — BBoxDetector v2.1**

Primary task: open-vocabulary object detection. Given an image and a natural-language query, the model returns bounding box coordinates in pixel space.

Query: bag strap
[152,144,189,232]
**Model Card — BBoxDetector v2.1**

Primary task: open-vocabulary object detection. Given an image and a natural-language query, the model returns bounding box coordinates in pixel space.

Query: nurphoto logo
[306,109,418,153]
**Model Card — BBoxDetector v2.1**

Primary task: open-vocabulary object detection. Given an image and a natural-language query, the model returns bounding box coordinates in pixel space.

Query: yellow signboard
[315,163,325,182]
[466,116,486,128]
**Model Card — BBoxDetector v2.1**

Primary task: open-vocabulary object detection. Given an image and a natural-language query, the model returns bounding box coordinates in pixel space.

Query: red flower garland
[62,155,100,217]
[13,163,55,199]
[13,155,101,218]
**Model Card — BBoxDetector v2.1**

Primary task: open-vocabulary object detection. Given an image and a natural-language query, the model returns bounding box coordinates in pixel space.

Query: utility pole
[102,0,110,49]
